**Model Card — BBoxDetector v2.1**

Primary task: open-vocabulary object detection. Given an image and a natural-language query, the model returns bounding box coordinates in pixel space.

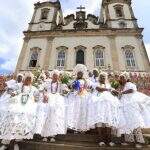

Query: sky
[0,0,150,73]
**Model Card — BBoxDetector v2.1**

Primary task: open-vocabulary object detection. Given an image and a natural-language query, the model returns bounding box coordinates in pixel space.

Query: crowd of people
[0,64,150,150]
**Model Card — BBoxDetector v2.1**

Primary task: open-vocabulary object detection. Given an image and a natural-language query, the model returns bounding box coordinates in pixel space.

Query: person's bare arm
[122,89,134,94]
[111,90,119,96]
[96,87,110,92]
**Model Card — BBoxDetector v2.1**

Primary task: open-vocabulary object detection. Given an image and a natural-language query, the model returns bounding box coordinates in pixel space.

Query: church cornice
[102,0,131,6]
[107,18,137,21]
[34,1,61,9]
[29,21,54,25]
[24,28,143,38]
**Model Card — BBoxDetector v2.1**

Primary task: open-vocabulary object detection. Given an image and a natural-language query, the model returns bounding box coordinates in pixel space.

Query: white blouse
[123,82,137,92]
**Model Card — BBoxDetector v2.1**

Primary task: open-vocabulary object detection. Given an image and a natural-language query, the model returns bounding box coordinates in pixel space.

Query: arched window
[93,46,105,67]
[125,50,136,67]
[122,45,136,68]
[76,50,84,65]
[95,50,105,67]
[29,47,41,68]
[75,45,86,65]
[29,51,38,67]
[114,5,124,18]
[56,46,68,69]
[57,50,66,68]
[41,8,49,20]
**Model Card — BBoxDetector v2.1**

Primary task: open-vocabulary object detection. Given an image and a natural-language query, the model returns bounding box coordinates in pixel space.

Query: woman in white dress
[0,74,24,107]
[91,68,99,83]
[34,73,50,137]
[40,70,67,142]
[7,73,24,94]
[67,64,91,132]
[118,73,150,148]
[0,72,38,150]
[89,72,120,147]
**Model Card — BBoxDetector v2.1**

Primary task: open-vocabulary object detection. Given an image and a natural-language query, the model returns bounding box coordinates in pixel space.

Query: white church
[15,0,150,73]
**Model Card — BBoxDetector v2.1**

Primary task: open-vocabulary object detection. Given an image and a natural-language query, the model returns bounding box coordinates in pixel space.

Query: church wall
[110,20,134,28]
[136,38,150,71]
[63,21,75,30]
[115,36,145,71]
[56,11,61,25]
[101,7,106,23]
[50,36,113,71]
[21,38,47,70]
[19,35,149,72]
[34,7,55,23]
[108,3,135,28]
[63,21,99,30]
[87,21,99,29]
[108,3,132,19]
[16,1,150,73]
[30,6,56,31]
[30,23,52,31]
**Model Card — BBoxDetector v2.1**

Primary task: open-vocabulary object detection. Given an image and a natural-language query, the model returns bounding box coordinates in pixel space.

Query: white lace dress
[88,83,120,129]
[35,84,49,135]
[41,81,67,137]
[7,82,23,93]
[67,79,91,131]
[119,82,150,134]
[0,92,10,109]
[0,85,38,140]
[0,82,23,108]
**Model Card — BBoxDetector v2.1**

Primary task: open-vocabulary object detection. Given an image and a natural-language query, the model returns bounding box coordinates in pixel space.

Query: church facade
[15,0,150,73]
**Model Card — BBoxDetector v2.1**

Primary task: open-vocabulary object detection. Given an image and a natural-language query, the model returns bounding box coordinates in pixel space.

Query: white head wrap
[120,72,130,80]
[99,71,108,77]
[93,68,99,72]
[73,64,88,79]
[17,73,24,78]
[51,69,60,77]
[24,72,34,82]
[16,73,24,82]
[99,71,109,84]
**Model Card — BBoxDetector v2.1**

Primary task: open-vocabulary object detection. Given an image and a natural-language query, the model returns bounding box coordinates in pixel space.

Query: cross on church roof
[77,5,85,11]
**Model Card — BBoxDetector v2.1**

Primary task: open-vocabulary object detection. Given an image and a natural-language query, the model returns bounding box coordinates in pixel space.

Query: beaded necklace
[51,81,59,94]
[21,85,32,105]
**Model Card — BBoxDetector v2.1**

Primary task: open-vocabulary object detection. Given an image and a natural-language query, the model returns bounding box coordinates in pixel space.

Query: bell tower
[100,0,138,28]
[28,0,63,31]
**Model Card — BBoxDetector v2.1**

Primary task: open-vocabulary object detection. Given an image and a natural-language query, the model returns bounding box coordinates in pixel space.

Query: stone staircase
[17,132,150,150]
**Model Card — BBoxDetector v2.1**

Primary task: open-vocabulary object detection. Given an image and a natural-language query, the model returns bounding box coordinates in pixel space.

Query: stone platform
[16,132,150,150]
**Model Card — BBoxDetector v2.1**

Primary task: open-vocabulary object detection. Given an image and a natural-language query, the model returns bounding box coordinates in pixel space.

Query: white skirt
[67,91,91,131]
[134,92,150,128]
[35,102,49,135]
[88,91,120,129]
[0,94,37,140]
[41,93,67,137]
[118,92,149,134]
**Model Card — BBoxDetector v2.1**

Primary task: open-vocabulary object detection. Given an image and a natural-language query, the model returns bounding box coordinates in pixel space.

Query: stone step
[18,141,150,150]
[33,133,150,144]
[55,133,99,143]
[2,133,150,150]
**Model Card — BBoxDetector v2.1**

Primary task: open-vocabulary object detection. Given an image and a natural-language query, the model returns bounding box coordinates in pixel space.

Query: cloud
[0,0,32,73]
[62,0,101,16]
[0,58,17,72]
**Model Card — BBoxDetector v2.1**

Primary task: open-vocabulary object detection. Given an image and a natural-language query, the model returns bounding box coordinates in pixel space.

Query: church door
[76,50,85,65]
